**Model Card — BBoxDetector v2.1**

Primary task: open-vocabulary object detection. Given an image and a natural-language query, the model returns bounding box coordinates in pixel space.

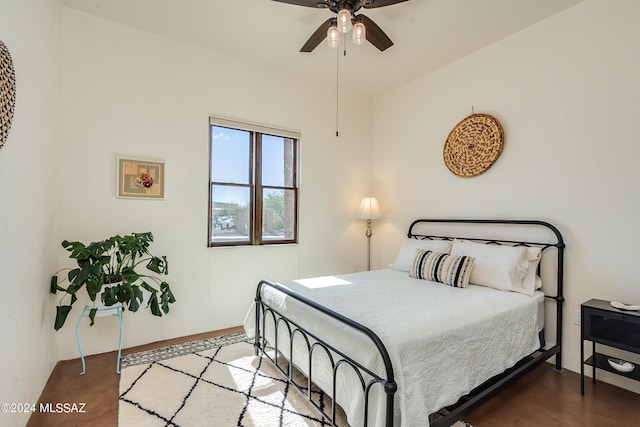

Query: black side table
[580,298,640,394]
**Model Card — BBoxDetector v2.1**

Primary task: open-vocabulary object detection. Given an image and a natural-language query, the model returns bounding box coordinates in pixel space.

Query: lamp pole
[365,218,373,271]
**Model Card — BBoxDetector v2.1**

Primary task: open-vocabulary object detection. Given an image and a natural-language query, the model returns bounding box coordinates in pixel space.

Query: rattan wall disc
[443,113,504,177]
[1,39,16,150]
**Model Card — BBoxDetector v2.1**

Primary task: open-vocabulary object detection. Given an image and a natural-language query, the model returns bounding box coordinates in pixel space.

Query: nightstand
[581,299,640,394]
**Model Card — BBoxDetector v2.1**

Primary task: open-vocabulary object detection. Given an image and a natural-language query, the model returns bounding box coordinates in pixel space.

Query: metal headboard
[408,218,565,365]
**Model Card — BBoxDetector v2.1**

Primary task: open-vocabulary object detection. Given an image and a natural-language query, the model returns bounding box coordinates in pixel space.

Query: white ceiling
[60,0,582,97]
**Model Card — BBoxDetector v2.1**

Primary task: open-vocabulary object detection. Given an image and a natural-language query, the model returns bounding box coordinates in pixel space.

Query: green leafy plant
[50,232,175,330]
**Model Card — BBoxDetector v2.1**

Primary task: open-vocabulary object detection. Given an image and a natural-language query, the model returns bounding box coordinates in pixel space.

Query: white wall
[0,0,61,425]
[56,8,372,360]
[372,0,640,392]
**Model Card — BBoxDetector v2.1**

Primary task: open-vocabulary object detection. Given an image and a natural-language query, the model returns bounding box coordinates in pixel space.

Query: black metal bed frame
[253,219,565,427]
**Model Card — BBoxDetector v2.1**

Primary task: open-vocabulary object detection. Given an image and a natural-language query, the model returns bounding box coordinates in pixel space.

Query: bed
[244,219,565,427]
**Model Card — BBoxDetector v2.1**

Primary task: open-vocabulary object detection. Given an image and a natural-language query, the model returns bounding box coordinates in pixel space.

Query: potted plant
[50,232,176,330]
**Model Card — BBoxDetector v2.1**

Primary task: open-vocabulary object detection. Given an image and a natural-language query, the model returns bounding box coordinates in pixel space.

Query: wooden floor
[29,328,640,427]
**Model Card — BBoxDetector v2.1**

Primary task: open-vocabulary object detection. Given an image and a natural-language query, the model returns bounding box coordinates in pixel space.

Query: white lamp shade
[358,197,382,220]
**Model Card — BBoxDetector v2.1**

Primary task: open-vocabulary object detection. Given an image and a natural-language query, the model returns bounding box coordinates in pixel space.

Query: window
[208,117,299,246]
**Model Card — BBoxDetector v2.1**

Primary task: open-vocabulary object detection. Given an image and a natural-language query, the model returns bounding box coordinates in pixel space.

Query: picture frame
[117,157,165,199]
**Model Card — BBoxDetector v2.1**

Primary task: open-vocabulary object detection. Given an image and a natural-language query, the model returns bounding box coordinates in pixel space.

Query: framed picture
[117,157,165,199]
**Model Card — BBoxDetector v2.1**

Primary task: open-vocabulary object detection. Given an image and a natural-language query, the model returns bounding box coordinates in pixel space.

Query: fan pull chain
[335,38,340,137]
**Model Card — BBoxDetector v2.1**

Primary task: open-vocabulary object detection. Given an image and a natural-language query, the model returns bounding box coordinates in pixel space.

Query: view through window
[208,118,299,246]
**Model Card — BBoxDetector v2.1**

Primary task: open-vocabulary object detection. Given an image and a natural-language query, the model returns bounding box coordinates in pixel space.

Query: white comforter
[243,269,543,427]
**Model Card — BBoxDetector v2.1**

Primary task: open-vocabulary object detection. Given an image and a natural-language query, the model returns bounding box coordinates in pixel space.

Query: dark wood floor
[29,328,640,427]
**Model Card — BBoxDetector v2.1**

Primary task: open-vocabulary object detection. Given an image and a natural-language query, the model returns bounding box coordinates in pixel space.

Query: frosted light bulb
[352,21,366,45]
[337,9,352,33]
[327,25,340,48]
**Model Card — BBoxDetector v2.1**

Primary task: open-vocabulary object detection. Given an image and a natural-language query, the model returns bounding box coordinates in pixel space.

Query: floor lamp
[358,197,382,271]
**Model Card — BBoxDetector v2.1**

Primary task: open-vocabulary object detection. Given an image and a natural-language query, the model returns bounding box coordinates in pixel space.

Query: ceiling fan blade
[358,14,394,51]
[362,0,410,8]
[300,18,334,52]
[271,0,329,8]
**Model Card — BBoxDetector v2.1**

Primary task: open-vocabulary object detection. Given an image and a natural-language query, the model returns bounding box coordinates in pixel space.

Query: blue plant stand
[75,305,124,375]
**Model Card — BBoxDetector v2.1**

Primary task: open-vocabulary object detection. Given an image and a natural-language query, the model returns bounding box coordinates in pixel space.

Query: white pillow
[522,246,542,296]
[392,238,453,272]
[450,240,530,294]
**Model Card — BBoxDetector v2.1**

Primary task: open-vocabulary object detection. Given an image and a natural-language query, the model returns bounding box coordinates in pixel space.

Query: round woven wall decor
[443,113,504,177]
[0,39,16,150]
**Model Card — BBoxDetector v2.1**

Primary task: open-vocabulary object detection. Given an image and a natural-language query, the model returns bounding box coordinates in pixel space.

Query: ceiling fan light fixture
[327,24,340,48]
[283,0,400,53]
[352,21,366,45]
[337,9,352,33]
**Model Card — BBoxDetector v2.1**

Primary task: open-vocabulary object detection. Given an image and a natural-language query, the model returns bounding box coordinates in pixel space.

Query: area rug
[118,332,472,427]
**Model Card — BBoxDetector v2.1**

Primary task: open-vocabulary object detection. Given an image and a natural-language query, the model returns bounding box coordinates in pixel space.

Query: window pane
[262,188,296,241]
[210,185,250,243]
[262,135,294,187]
[211,126,250,184]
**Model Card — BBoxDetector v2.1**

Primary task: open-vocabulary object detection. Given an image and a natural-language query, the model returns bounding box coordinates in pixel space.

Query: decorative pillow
[521,246,542,296]
[450,240,530,294]
[409,249,474,288]
[392,238,453,272]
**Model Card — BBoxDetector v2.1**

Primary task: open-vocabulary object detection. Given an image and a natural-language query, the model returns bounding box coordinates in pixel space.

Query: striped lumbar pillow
[410,249,475,288]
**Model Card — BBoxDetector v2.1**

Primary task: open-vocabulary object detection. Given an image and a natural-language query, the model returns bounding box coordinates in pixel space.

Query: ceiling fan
[272,0,411,52]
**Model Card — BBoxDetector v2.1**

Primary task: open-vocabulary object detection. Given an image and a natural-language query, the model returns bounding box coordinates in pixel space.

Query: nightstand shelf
[584,352,640,382]
[580,298,640,395]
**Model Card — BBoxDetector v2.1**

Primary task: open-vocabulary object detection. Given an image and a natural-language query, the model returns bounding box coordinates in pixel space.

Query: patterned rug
[118,332,472,426]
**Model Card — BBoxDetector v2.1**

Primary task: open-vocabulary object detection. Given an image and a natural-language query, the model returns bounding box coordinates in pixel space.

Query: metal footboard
[254,279,397,427]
